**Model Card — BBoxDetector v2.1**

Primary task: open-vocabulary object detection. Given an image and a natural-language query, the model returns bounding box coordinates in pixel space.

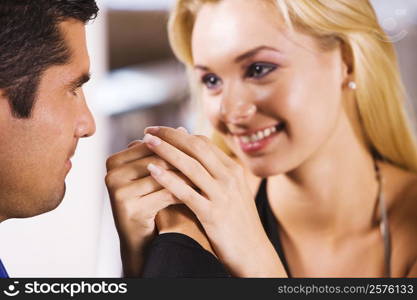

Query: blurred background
[0,0,416,277]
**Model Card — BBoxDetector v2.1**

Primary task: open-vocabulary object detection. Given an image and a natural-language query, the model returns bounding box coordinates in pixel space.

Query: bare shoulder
[381,161,417,221]
[380,161,417,275]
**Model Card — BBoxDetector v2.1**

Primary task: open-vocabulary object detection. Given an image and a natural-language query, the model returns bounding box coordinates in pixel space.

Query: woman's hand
[142,126,286,277]
[105,140,183,277]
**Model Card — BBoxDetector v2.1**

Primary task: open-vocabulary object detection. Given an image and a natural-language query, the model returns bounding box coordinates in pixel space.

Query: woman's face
[191,0,350,177]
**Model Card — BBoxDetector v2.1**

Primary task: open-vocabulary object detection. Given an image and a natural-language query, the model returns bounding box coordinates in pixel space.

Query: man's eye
[71,86,81,96]
[202,74,222,90]
[246,63,277,79]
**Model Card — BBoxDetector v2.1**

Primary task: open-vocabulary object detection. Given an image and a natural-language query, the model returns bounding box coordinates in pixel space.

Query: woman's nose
[220,89,257,124]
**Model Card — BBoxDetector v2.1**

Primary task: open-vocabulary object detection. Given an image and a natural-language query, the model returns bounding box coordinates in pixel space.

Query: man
[0,0,98,277]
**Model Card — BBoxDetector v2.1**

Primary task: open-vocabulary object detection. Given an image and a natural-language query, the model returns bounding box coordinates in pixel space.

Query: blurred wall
[107,10,174,69]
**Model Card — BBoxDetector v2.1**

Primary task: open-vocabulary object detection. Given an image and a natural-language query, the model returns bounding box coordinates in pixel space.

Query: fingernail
[143,134,161,146]
[177,126,188,133]
[145,126,160,134]
[127,139,143,148]
[147,163,162,176]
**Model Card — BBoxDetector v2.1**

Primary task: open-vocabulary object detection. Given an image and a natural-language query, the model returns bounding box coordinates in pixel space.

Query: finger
[111,171,196,200]
[143,133,217,194]
[147,163,209,218]
[105,155,175,188]
[145,126,238,180]
[177,126,188,133]
[144,127,228,179]
[179,126,237,168]
[134,189,182,220]
[106,141,153,171]
[111,176,164,200]
[197,134,237,168]
[128,140,142,148]
[176,127,232,168]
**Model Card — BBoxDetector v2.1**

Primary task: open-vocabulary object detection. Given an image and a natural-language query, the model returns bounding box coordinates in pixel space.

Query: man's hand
[105,140,181,277]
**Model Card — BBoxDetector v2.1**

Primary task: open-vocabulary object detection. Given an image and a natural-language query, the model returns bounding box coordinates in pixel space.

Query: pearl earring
[348,81,357,90]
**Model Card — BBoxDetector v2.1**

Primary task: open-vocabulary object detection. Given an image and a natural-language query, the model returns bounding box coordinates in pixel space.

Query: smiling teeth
[239,125,279,144]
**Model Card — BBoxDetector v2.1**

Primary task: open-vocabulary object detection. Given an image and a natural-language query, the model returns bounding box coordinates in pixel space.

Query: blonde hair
[168,0,417,173]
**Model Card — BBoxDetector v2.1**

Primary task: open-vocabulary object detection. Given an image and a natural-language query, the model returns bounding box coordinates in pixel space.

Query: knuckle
[179,189,194,201]
[179,186,198,202]
[162,192,176,204]
[188,158,203,174]
[223,171,238,188]
[106,155,120,171]
[223,179,235,191]
[231,162,243,174]
[104,171,116,187]
[113,188,126,203]
[137,202,155,221]
[189,136,206,152]
[196,135,210,143]
[154,127,169,140]
[148,156,171,170]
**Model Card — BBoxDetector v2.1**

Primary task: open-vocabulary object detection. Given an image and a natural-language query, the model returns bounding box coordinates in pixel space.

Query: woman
[105,0,417,277]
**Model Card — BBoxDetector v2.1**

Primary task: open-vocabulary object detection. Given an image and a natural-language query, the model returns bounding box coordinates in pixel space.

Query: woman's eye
[246,63,277,79]
[202,74,221,90]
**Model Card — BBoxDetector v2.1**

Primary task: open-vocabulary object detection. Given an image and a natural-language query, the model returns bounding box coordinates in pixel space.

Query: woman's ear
[340,41,354,84]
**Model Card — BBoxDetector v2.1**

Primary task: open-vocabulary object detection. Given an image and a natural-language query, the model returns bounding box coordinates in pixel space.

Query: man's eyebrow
[68,72,91,89]
[194,46,280,71]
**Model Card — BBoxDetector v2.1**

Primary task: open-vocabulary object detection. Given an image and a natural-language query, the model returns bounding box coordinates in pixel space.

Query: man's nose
[75,97,96,138]
[219,83,256,124]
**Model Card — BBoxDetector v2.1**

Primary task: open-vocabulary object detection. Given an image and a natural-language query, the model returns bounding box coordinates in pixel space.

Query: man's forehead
[58,19,90,67]
[38,20,90,90]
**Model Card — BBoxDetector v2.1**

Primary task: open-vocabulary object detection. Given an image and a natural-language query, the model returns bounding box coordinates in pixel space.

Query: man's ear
[0,89,11,114]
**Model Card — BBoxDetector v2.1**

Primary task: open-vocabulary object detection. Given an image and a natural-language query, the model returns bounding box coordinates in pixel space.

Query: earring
[348,81,357,90]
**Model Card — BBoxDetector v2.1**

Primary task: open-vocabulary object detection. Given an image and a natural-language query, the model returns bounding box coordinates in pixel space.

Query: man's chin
[2,183,67,221]
[30,183,67,217]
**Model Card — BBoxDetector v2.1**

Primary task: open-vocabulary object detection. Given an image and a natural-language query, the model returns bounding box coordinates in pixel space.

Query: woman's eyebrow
[194,65,210,72]
[234,46,280,63]
[194,46,281,71]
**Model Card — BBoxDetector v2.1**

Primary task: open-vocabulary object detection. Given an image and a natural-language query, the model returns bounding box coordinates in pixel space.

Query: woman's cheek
[287,89,343,158]
[204,96,224,130]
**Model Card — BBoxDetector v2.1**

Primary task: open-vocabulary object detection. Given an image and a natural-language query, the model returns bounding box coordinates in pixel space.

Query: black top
[142,178,290,278]
[255,178,292,277]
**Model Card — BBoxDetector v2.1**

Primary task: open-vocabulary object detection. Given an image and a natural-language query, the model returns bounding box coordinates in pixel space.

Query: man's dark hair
[0,0,98,118]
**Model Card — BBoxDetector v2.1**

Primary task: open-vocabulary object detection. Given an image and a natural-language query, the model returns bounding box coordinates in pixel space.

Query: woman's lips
[235,123,285,154]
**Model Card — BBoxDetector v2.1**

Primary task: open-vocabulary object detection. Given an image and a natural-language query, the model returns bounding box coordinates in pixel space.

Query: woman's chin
[245,157,285,178]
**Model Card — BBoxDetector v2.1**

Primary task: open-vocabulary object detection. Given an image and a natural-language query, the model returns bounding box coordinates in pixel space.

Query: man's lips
[65,159,72,170]
[65,145,77,171]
